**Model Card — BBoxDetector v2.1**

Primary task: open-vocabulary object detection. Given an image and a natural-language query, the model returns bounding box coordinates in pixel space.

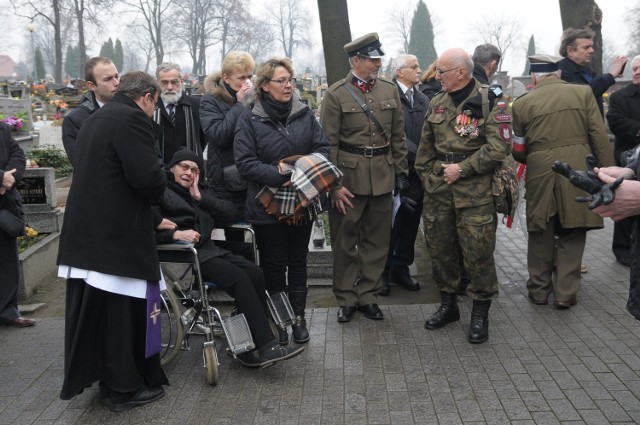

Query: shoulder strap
[480,84,490,121]
[340,81,390,141]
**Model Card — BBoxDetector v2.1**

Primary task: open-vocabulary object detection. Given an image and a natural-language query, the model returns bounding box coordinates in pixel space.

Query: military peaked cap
[344,33,385,58]
[529,54,562,73]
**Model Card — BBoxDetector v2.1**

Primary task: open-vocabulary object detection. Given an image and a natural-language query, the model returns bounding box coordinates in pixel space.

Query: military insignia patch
[499,124,512,142]
[434,107,445,114]
[494,113,512,122]
[496,100,508,109]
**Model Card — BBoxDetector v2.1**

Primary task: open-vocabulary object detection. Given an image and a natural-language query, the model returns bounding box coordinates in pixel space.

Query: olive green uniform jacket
[321,72,408,195]
[512,78,614,232]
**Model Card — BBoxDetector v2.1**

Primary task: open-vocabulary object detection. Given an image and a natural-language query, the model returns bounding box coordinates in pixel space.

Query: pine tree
[34,47,46,82]
[114,39,124,72]
[408,0,437,68]
[64,45,82,79]
[99,38,115,61]
[522,35,536,76]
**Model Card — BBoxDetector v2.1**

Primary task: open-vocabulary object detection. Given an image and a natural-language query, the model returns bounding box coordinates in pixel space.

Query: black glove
[575,177,623,209]
[400,196,418,214]
[551,156,603,194]
[395,174,410,197]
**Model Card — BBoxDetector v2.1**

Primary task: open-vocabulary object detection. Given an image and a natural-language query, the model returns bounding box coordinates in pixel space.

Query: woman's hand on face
[173,229,201,243]
[236,80,252,103]
[189,172,202,201]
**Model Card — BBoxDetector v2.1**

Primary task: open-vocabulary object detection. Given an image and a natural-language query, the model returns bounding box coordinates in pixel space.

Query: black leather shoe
[468,300,491,344]
[358,304,384,320]
[391,273,420,291]
[337,306,356,322]
[379,273,391,297]
[425,293,459,330]
[106,385,165,412]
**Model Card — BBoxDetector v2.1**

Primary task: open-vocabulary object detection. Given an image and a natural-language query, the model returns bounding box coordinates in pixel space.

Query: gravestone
[0,97,34,132]
[55,87,79,97]
[18,167,62,233]
[8,86,26,99]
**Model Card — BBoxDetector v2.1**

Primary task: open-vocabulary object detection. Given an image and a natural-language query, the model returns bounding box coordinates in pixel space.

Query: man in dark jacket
[559,28,627,117]
[606,55,640,267]
[472,44,501,85]
[380,54,427,296]
[0,123,32,327]
[62,57,119,167]
[57,72,168,411]
[153,62,205,164]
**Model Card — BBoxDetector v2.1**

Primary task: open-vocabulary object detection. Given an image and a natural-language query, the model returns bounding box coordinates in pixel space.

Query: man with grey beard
[154,62,205,164]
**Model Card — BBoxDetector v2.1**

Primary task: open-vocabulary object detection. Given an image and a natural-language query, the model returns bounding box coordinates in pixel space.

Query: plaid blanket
[257,153,342,223]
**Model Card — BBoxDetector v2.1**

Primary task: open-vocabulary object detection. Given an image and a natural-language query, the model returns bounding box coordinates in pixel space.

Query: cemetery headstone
[18,167,62,233]
[0,97,34,132]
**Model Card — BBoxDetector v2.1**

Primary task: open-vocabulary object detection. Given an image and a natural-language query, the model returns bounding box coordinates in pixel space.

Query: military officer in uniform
[416,48,511,344]
[512,54,613,308]
[320,33,409,323]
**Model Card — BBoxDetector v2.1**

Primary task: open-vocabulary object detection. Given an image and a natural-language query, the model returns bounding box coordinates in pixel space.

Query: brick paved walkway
[1,219,639,424]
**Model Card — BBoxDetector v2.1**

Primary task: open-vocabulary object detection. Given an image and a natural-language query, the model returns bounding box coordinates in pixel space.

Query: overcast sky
[2,0,637,77]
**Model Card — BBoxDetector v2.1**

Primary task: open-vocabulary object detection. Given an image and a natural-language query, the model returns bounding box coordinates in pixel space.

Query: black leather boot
[468,300,491,344]
[291,316,310,343]
[424,292,460,330]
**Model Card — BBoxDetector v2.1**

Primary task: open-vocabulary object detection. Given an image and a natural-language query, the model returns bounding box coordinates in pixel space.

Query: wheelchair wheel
[160,287,184,366]
[203,344,219,385]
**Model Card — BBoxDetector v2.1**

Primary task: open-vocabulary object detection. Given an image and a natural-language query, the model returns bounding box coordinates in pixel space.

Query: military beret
[529,54,562,73]
[344,33,385,58]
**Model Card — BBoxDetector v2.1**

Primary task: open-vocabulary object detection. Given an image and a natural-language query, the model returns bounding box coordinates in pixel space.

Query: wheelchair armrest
[157,242,195,251]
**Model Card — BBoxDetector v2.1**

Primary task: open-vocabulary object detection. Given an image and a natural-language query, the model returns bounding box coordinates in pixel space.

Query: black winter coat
[57,93,167,281]
[234,96,330,225]
[154,178,236,263]
[155,94,205,165]
[200,72,251,219]
[0,123,26,221]
[394,79,428,166]
[606,83,640,165]
[560,57,615,117]
[61,92,99,167]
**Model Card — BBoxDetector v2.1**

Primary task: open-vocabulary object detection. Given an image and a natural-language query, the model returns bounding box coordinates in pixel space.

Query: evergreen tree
[34,47,46,82]
[114,39,124,72]
[99,38,115,61]
[522,35,536,76]
[64,45,83,79]
[408,0,437,68]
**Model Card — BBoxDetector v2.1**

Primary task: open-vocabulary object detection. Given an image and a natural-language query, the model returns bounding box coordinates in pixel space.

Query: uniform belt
[339,142,389,157]
[437,152,475,163]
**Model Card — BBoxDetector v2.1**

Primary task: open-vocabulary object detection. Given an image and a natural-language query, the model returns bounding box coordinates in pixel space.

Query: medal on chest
[454,110,479,138]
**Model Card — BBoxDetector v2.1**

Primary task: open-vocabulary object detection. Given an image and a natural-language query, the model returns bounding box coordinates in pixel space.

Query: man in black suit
[154,62,205,164]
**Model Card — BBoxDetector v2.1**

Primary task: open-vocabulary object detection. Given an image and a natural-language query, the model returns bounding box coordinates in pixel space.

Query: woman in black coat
[234,57,330,344]
[155,148,304,368]
[0,122,32,327]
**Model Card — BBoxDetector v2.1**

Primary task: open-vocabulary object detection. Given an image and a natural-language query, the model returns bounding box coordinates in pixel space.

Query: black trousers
[254,221,313,315]
[0,233,20,323]
[612,217,634,261]
[200,252,274,348]
[60,279,167,400]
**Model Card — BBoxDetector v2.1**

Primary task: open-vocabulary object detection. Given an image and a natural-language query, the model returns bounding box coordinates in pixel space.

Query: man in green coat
[416,48,512,344]
[512,54,614,308]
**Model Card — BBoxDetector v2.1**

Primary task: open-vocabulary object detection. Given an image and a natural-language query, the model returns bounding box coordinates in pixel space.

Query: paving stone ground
[2,218,639,424]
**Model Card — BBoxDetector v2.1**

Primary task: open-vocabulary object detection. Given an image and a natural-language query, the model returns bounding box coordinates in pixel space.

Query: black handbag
[0,209,25,237]
[222,164,248,192]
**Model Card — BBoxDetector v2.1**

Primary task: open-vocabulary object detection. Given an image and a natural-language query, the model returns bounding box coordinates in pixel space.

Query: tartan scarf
[256,153,343,224]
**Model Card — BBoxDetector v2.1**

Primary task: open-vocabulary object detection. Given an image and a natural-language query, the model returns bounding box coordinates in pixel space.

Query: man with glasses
[57,72,168,410]
[379,54,427,296]
[321,33,408,322]
[154,62,205,165]
[62,56,119,167]
[415,48,512,344]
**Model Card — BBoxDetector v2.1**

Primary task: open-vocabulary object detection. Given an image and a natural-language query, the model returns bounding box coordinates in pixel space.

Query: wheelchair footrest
[220,313,255,355]
[266,291,295,328]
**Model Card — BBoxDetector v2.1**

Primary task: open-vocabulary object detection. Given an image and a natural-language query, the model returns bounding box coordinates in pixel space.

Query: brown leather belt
[437,152,475,163]
[339,142,389,157]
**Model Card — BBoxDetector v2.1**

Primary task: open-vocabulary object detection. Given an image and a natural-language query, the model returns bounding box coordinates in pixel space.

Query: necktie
[406,88,413,107]
[167,104,176,126]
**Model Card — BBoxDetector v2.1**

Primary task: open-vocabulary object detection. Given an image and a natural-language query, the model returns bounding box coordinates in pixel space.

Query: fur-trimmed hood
[203,72,235,104]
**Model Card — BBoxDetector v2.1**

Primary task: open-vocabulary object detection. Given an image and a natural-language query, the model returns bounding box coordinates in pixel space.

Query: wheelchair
[157,224,295,385]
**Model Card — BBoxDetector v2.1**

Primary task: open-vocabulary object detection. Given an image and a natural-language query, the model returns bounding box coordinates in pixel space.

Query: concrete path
[1,219,639,424]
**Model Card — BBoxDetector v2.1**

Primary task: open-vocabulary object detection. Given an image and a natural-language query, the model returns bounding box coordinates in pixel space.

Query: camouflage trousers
[422,199,499,300]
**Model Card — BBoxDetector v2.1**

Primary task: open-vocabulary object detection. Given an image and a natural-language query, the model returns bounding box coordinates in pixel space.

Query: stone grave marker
[55,86,79,97]
[18,167,62,233]
[0,97,34,131]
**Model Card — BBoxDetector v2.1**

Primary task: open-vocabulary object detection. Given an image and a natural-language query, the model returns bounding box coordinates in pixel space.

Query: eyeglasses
[401,65,421,70]
[435,66,461,75]
[269,78,296,86]
[159,79,181,86]
[176,162,200,174]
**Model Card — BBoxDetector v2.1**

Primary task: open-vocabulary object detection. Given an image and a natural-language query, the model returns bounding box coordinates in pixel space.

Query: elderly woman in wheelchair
[154,148,304,368]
